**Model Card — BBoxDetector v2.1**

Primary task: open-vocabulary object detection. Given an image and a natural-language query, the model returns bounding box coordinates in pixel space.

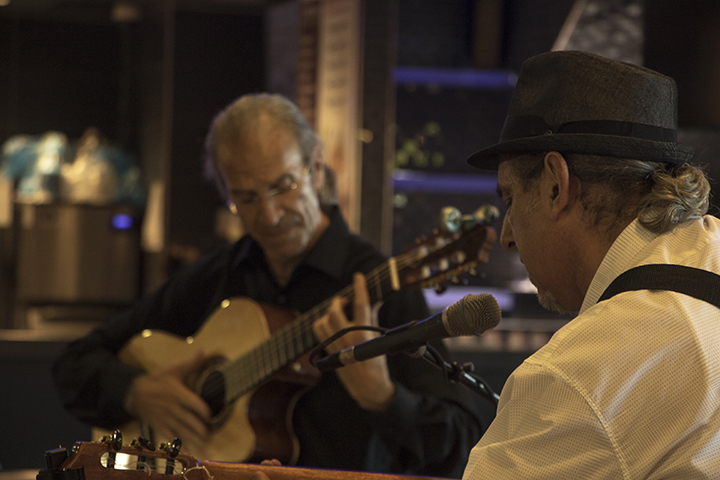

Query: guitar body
[108,297,320,464]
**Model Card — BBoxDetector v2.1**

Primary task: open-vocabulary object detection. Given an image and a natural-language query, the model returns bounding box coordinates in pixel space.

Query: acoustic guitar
[104,207,496,464]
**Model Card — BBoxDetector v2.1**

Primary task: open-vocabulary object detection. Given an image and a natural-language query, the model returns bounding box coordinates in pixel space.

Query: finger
[326,297,349,329]
[178,386,213,422]
[153,371,213,423]
[153,405,208,450]
[132,375,212,441]
[174,394,213,432]
[313,297,339,341]
[151,417,203,452]
[353,273,371,327]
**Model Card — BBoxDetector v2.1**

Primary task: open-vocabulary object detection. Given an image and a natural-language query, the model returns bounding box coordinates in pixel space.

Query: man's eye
[236,193,258,205]
[272,175,295,192]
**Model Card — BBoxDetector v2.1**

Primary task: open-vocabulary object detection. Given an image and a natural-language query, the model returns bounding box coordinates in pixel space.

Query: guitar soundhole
[200,370,226,417]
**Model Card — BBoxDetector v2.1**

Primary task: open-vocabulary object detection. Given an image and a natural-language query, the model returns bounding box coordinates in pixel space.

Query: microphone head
[444,293,501,336]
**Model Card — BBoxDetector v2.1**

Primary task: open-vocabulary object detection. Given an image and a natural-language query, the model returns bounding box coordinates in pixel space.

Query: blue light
[112,213,134,230]
[393,169,497,194]
[394,66,518,89]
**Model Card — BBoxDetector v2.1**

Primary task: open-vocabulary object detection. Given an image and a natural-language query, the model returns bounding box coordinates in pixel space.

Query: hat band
[501,115,678,143]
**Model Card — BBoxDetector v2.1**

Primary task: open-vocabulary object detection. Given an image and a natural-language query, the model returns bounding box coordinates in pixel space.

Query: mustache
[257,212,302,233]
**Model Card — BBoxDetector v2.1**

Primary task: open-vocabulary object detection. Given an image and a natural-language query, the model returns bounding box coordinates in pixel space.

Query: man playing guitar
[53,93,494,478]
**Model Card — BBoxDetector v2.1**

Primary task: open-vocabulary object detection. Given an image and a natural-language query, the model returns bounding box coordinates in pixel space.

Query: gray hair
[203,93,326,202]
[505,153,711,236]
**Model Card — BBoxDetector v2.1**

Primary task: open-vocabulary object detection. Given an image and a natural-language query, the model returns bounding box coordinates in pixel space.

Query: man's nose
[500,215,516,251]
[256,196,282,225]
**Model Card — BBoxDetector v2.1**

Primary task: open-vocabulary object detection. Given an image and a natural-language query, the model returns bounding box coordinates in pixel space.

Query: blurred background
[1,0,720,472]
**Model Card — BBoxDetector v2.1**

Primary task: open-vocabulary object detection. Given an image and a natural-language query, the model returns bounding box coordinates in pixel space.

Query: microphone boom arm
[418,346,500,408]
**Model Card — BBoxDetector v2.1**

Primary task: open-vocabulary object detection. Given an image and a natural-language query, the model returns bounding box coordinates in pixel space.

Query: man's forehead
[222,143,303,189]
[495,162,516,193]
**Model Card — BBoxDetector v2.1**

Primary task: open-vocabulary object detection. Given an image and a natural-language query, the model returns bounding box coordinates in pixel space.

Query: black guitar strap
[597,264,720,309]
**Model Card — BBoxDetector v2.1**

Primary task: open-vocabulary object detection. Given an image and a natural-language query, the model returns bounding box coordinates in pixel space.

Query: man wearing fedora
[176,51,718,480]
[458,50,720,478]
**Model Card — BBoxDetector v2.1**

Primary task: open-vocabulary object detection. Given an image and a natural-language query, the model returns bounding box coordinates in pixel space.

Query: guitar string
[201,226,481,404]
[224,250,420,399]
[199,247,427,402]
[183,465,214,480]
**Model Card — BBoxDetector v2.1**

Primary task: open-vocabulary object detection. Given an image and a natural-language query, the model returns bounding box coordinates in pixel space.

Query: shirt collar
[580,219,659,313]
[233,206,351,281]
[300,206,352,280]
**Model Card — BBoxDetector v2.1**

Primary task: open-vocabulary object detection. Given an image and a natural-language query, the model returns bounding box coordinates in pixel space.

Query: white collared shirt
[463,216,720,479]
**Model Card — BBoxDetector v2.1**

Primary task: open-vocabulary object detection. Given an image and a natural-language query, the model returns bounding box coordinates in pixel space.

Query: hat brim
[467,133,697,170]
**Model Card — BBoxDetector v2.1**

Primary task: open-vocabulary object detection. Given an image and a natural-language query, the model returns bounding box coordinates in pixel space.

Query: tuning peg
[160,438,182,458]
[132,436,155,451]
[100,430,123,451]
[438,206,462,233]
[99,430,123,469]
[438,258,450,271]
[160,438,183,474]
[452,250,467,264]
[473,205,500,224]
[131,437,155,472]
[459,361,475,373]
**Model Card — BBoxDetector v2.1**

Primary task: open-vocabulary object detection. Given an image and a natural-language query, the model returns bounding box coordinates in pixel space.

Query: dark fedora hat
[467,50,697,170]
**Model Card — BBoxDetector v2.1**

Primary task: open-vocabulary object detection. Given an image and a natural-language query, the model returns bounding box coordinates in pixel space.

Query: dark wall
[645,0,720,214]
[645,0,720,130]
[0,339,91,471]
[397,0,574,71]
[169,11,265,251]
[398,0,475,68]
[500,0,575,71]
[0,16,121,142]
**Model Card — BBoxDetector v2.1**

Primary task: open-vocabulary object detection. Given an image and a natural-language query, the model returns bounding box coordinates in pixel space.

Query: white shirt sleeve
[463,361,626,480]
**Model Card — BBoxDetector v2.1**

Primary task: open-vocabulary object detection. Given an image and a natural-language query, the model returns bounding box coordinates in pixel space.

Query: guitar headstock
[38,431,201,479]
[397,205,499,292]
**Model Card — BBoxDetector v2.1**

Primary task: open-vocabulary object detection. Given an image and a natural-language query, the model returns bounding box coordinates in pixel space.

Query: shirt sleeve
[462,361,625,480]
[51,247,232,429]
[51,297,161,429]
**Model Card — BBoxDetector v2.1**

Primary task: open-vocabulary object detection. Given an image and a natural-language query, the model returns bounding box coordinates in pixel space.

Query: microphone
[315,293,501,371]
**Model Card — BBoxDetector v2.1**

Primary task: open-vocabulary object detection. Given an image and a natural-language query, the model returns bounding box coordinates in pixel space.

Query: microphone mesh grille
[445,293,502,336]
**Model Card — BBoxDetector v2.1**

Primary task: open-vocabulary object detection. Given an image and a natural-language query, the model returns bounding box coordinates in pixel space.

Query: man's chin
[259,228,298,248]
[261,233,307,260]
[537,291,572,315]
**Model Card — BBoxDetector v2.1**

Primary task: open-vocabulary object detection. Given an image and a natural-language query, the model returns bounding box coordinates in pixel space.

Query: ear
[543,151,573,220]
[311,146,326,192]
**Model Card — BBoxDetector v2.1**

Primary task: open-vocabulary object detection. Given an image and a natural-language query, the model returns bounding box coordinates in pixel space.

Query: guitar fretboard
[222,256,406,403]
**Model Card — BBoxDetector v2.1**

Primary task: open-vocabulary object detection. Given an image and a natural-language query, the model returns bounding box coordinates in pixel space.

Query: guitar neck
[219,218,490,404]
[222,257,405,403]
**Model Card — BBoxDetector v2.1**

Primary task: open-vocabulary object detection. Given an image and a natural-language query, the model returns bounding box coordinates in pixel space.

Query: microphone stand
[416,348,500,408]
[310,326,501,408]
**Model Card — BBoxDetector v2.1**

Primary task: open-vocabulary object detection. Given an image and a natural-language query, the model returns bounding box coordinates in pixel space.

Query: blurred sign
[0,176,11,228]
[316,0,362,232]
